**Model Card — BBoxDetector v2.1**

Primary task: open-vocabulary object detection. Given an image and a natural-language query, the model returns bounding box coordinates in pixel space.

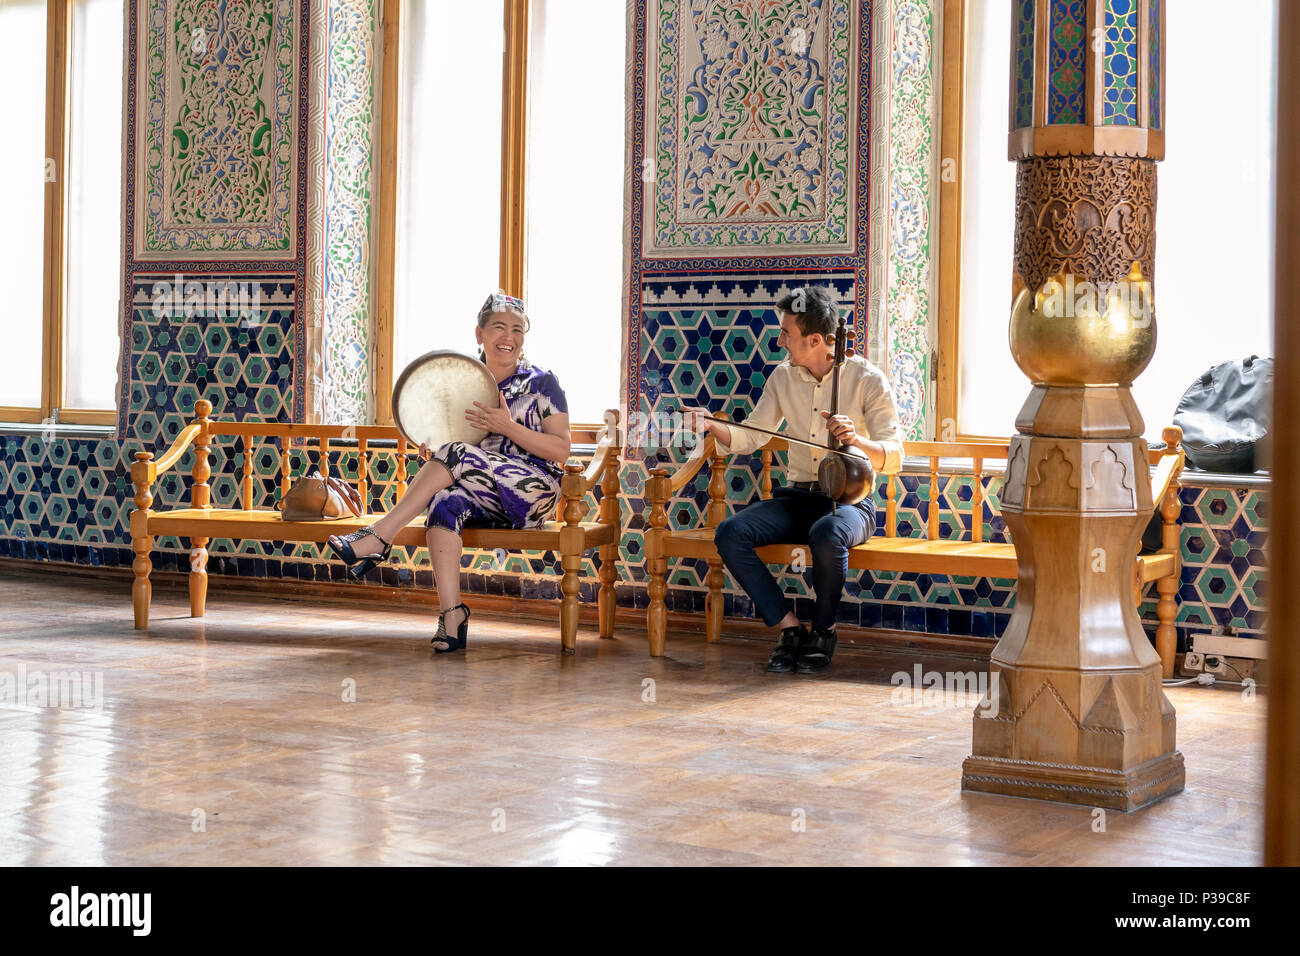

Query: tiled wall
[125,277,299,443]
[0,426,1268,649]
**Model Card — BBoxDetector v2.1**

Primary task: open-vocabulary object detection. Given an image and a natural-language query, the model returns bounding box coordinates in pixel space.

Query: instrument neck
[828,349,844,451]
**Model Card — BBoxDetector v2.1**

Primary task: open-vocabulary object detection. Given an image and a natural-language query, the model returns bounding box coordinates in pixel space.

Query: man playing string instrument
[683,286,905,674]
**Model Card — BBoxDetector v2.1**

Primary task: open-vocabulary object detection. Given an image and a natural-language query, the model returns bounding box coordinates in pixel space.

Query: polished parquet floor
[0,572,1264,866]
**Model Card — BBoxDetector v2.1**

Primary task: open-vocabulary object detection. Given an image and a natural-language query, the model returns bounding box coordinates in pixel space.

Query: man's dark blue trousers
[714,484,877,632]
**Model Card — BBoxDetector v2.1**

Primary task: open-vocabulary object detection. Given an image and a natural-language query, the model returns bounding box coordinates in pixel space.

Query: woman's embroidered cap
[478,292,526,322]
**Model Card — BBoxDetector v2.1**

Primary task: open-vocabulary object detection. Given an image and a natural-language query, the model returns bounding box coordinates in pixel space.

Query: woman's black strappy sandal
[432,603,472,653]
[326,527,392,581]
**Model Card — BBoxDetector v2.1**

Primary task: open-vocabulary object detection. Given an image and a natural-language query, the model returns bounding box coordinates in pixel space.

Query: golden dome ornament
[1008,262,1156,387]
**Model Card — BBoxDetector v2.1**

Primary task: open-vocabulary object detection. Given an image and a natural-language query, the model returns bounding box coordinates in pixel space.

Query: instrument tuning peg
[845,330,855,341]
[846,347,856,358]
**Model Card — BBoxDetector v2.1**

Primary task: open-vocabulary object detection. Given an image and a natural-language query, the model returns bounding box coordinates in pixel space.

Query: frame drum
[391,350,501,449]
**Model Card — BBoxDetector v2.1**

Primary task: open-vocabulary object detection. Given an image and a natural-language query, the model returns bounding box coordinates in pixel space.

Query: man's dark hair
[775,285,839,340]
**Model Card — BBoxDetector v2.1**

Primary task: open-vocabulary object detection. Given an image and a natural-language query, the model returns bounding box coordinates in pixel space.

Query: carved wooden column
[961,0,1183,811]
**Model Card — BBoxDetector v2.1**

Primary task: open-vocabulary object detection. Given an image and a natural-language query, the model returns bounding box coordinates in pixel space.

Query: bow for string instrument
[679,315,876,507]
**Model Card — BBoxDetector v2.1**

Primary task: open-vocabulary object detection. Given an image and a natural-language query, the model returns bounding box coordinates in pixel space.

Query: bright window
[0,0,122,424]
[1136,0,1275,435]
[0,0,48,411]
[65,0,126,412]
[394,0,506,380]
[381,0,627,426]
[524,0,626,422]
[957,0,1018,438]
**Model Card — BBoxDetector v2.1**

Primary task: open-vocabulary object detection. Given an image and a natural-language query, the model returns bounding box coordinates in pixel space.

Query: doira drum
[391,350,501,450]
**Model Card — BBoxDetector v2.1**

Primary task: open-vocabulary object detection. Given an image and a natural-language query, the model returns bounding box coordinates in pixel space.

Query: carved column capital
[1014,155,1156,296]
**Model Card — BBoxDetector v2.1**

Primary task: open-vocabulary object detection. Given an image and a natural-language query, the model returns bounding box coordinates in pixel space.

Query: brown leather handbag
[279,469,364,521]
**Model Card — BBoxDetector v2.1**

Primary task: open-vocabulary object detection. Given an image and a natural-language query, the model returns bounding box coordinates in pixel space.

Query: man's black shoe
[767,624,809,673]
[797,627,837,673]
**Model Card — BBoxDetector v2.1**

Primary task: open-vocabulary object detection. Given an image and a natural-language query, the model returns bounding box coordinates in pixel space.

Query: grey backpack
[1172,355,1272,473]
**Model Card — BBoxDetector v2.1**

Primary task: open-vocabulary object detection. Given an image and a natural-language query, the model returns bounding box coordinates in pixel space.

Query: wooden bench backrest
[670,426,1184,546]
[165,401,620,516]
[755,437,1012,542]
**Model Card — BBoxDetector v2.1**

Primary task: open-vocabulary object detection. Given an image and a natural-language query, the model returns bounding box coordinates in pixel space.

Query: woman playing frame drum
[326,293,571,653]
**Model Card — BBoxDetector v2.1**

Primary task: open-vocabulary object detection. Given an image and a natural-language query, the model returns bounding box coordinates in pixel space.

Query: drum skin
[391,350,501,449]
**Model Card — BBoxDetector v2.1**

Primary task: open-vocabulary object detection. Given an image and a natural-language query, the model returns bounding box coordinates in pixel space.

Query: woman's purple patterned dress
[425,360,568,535]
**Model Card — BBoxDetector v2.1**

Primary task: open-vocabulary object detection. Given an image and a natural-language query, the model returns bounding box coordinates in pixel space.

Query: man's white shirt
[720,355,906,482]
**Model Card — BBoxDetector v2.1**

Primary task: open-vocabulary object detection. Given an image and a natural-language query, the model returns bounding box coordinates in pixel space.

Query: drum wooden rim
[391,350,500,448]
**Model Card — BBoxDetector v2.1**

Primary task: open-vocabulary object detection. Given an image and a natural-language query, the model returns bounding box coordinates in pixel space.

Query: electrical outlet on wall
[1184,651,1204,673]
[1192,631,1268,661]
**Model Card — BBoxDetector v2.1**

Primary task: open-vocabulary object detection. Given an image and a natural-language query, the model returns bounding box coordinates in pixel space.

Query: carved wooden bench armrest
[1145,426,1186,673]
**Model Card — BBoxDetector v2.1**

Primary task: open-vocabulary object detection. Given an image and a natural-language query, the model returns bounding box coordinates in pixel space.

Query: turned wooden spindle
[1155,425,1184,678]
[928,456,940,540]
[597,410,621,639]
[705,446,727,529]
[357,438,370,513]
[885,473,897,538]
[396,438,409,502]
[646,467,671,657]
[319,437,331,479]
[191,399,213,510]
[972,458,984,543]
[189,400,213,618]
[241,435,254,511]
[558,464,586,655]
[760,448,773,500]
[130,451,155,629]
[279,439,291,504]
[704,440,728,643]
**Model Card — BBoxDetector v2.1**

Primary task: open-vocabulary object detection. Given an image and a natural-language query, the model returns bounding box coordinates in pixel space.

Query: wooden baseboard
[0,556,996,661]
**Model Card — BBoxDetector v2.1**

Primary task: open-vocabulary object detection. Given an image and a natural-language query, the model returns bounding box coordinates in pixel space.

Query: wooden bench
[644,426,1186,673]
[129,400,623,653]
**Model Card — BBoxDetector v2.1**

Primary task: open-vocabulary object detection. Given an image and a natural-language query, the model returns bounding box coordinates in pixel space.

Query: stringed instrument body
[815,315,876,505]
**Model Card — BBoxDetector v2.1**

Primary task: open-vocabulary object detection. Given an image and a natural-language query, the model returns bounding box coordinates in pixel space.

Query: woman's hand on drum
[466,401,514,436]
